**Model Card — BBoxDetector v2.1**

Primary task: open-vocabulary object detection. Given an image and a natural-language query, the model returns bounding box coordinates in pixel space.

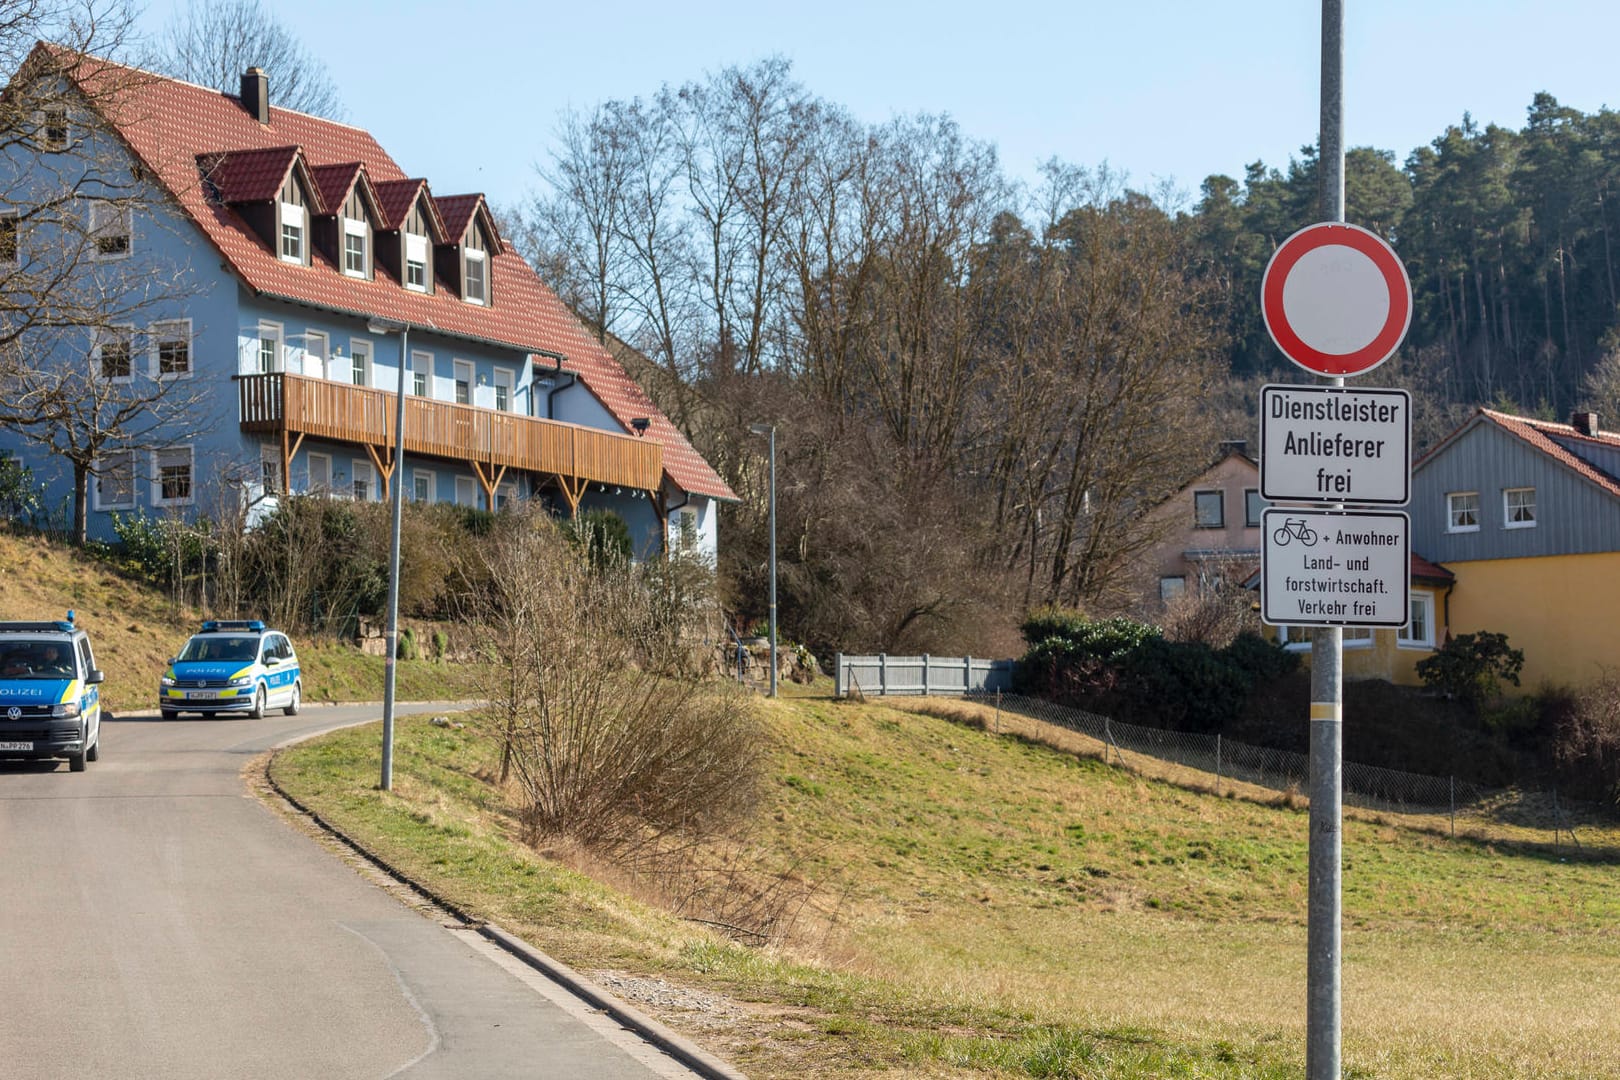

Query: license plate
[0,740,34,751]
[187,691,218,700]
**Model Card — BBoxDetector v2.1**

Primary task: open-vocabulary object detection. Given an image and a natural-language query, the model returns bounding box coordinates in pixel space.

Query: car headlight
[51,702,81,719]
[161,673,177,686]
[229,676,253,687]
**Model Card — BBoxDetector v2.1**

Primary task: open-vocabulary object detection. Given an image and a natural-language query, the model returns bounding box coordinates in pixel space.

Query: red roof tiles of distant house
[42,44,734,501]
[1478,409,1620,500]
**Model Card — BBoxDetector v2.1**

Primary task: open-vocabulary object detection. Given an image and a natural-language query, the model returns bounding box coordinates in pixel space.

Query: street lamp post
[748,423,777,698]
[369,317,409,790]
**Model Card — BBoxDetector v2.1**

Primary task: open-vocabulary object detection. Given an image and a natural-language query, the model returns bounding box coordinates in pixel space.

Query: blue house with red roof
[0,46,734,554]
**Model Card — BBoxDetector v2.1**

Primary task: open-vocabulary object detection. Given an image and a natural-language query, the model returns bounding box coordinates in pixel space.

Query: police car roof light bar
[201,620,267,632]
[0,620,78,633]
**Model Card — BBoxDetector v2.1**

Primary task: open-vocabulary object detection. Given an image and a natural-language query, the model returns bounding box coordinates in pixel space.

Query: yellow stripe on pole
[1310,702,1342,721]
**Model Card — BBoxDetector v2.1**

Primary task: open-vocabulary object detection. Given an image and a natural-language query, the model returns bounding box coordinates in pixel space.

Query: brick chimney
[240,67,268,124]
[1572,411,1599,437]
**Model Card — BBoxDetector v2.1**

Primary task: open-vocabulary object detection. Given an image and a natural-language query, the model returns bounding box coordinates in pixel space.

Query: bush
[1544,678,1620,804]
[1416,631,1525,707]
[0,451,42,525]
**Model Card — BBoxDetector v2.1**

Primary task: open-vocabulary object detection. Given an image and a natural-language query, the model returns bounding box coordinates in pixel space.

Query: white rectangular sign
[1261,508,1410,627]
[1260,384,1410,505]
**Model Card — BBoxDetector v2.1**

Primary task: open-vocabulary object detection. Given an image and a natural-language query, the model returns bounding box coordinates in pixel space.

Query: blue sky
[136,1,1620,214]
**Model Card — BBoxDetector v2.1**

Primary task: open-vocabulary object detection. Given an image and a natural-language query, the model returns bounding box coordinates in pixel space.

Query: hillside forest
[523,69,1620,659]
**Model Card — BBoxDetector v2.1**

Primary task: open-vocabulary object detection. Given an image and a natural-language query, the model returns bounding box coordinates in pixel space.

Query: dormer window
[464,248,486,305]
[343,216,368,276]
[404,232,428,291]
[280,202,305,263]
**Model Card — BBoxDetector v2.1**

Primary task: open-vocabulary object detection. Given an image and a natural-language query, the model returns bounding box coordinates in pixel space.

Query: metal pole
[1309,3,1345,1077]
[380,324,408,791]
[767,425,778,698]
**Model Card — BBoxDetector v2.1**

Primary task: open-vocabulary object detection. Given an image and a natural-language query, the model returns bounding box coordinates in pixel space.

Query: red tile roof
[372,177,438,233]
[202,145,304,204]
[46,45,734,501]
[433,194,485,243]
[308,161,363,215]
[1419,408,1620,501]
[1410,553,1453,583]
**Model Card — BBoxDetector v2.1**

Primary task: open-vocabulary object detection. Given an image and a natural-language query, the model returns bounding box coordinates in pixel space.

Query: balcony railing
[237,372,662,494]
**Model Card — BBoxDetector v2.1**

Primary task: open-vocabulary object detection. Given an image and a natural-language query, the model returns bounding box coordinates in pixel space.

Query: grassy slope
[272,687,1620,1080]
[0,531,485,711]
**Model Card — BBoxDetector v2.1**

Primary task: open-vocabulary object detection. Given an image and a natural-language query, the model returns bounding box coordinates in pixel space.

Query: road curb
[260,733,749,1080]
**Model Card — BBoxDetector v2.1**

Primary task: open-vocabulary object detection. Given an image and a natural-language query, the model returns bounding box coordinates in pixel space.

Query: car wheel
[87,737,99,762]
[283,681,301,717]
[249,685,266,720]
[68,750,86,772]
[161,708,178,720]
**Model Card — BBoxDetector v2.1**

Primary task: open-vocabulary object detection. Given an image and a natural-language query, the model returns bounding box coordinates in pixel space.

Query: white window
[348,339,371,387]
[1159,576,1186,603]
[350,459,373,501]
[89,200,130,259]
[152,320,191,378]
[306,452,332,493]
[455,476,477,507]
[453,359,473,405]
[260,445,282,495]
[94,450,135,510]
[303,330,328,378]
[1193,489,1223,528]
[0,214,17,265]
[410,350,431,396]
[1279,625,1372,651]
[411,469,435,503]
[1504,487,1536,529]
[97,326,134,381]
[153,446,194,506]
[1447,491,1479,533]
[256,321,283,374]
[404,232,428,291]
[464,248,487,304]
[494,368,514,412]
[1397,593,1436,649]
[41,106,68,149]
[495,481,517,510]
[342,217,368,276]
[279,202,305,263]
[1245,489,1265,528]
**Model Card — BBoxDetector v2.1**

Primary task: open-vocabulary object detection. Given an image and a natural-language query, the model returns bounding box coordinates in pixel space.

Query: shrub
[1416,631,1524,707]
[0,451,42,525]
[1544,677,1620,804]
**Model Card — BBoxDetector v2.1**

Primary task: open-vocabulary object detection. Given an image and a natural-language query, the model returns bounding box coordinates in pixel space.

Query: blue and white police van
[0,613,105,772]
[159,620,302,719]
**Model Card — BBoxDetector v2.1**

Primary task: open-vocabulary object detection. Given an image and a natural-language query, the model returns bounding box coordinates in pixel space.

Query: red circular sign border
[1261,222,1412,377]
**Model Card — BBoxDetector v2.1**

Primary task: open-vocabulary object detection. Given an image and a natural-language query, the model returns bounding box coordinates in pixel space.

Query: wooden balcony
[237,372,662,507]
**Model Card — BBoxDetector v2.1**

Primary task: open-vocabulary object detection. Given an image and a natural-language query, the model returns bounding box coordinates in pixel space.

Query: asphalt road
[0,704,700,1080]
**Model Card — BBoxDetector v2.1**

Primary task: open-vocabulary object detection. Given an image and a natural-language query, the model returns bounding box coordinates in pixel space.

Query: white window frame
[306,451,332,494]
[493,368,514,412]
[342,216,368,277]
[93,450,136,511]
[464,248,487,304]
[410,350,432,396]
[279,202,305,263]
[1397,592,1436,650]
[1446,491,1480,533]
[40,106,69,150]
[348,339,372,388]
[89,199,131,260]
[259,444,283,496]
[97,324,136,383]
[303,329,329,378]
[455,475,477,507]
[256,321,283,374]
[1279,625,1372,652]
[495,480,517,511]
[453,359,473,405]
[152,319,192,379]
[404,232,428,292]
[1245,489,1265,528]
[1193,489,1224,528]
[1504,487,1536,529]
[411,469,435,503]
[350,459,374,502]
[152,445,195,507]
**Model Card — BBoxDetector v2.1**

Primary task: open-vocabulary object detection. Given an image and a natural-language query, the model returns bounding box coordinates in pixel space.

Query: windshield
[0,639,77,678]
[178,636,261,663]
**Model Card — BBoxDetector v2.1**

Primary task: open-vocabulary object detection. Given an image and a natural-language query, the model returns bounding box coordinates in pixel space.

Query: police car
[159,620,302,719]
[0,613,105,772]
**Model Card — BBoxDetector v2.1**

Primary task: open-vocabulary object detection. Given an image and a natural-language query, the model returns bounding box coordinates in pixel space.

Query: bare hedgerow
[452,505,764,856]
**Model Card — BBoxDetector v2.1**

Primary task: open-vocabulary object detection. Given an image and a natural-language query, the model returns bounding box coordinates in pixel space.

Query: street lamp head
[748,423,774,437]
[367,317,408,335]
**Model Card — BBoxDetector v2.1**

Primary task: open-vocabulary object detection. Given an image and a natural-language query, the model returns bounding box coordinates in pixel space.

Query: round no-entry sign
[1261,221,1412,377]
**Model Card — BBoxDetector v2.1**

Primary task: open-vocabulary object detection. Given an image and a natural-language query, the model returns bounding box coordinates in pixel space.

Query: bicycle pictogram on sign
[1272,517,1319,547]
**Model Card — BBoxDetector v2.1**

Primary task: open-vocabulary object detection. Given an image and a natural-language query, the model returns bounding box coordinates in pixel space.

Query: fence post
[994,688,1001,735]
[835,652,844,698]
[923,653,931,696]
[879,652,887,697]
[1216,734,1222,796]
[965,654,973,693]
[1104,718,1113,766]
[1449,775,1455,838]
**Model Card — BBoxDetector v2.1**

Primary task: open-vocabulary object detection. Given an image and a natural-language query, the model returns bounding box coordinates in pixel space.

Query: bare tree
[155,0,342,120]
[0,4,210,544]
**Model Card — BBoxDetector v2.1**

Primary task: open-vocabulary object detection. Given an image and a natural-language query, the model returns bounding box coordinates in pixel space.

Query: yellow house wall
[1266,584,1443,686]
[1444,552,1620,690]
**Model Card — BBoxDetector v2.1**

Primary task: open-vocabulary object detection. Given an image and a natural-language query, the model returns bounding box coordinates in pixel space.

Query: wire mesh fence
[957,691,1616,858]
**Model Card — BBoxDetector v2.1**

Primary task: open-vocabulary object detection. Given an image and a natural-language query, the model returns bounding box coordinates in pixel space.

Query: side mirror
[264,656,281,667]
[87,669,104,684]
